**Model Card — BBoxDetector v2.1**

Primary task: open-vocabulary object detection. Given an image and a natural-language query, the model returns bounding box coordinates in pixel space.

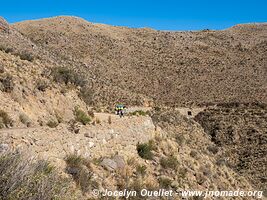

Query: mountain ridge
[12,16,267,107]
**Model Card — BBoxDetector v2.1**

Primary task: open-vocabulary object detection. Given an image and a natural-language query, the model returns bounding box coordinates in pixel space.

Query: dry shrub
[136,165,147,178]
[158,177,172,189]
[136,142,154,160]
[52,67,86,87]
[0,110,13,128]
[95,117,101,124]
[108,115,112,124]
[65,154,98,194]
[46,120,59,128]
[19,113,31,127]
[74,107,91,125]
[18,51,34,62]
[160,155,179,170]
[0,151,74,200]
[36,79,49,92]
[0,74,14,93]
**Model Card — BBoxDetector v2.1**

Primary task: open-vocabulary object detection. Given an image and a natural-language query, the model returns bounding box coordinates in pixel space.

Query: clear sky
[1,0,267,30]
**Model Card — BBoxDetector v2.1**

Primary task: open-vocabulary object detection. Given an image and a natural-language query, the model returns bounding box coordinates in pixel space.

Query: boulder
[100,158,117,171]
[100,156,125,171]
[113,155,125,169]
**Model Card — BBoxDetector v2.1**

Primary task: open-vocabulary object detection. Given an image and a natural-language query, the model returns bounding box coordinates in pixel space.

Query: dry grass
[160,155,179,170]
[65,154,98,194]
[0,110,13,128]
[19,113,31,127]
[0,151,74,200]
[0,74,14,93]
[74,107,91,125]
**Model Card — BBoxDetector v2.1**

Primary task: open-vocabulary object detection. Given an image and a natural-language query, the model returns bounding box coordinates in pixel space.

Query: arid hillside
[194,102,267,194]
[13,16,267,106]
[0,16,266,199]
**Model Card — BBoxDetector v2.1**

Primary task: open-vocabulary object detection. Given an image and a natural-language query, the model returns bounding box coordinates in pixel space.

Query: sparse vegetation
[79,86,94,105]
[87,110,95,118]
[55,112,63,124]
[74,107,91,125]
[175,134,186,146]
[0,44,34,61]
[153,106,161,112]
[0,110,13,128]
[0,151,74,200]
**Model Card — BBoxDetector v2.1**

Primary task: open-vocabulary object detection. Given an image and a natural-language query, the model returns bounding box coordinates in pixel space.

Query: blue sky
[1,0,266,30]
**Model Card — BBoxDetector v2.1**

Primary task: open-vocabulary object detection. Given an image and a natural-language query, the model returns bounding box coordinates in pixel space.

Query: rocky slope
[0,110,259,200]
[13,16,267,107]
[194,103,267,195]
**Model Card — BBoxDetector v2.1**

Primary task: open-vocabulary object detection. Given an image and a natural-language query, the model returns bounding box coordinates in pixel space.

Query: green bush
[52,67,86,87]
[136,142,154,160]
[130,110,148,116]
[160,155,179,170]
[0,110,13,128]
[74,108,91,125]
[0,151,74,200]
[46,120,59,128]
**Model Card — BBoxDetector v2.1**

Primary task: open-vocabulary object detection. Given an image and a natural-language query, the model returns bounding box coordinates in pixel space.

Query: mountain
[13,16,267,107]
[0,16,266,199]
